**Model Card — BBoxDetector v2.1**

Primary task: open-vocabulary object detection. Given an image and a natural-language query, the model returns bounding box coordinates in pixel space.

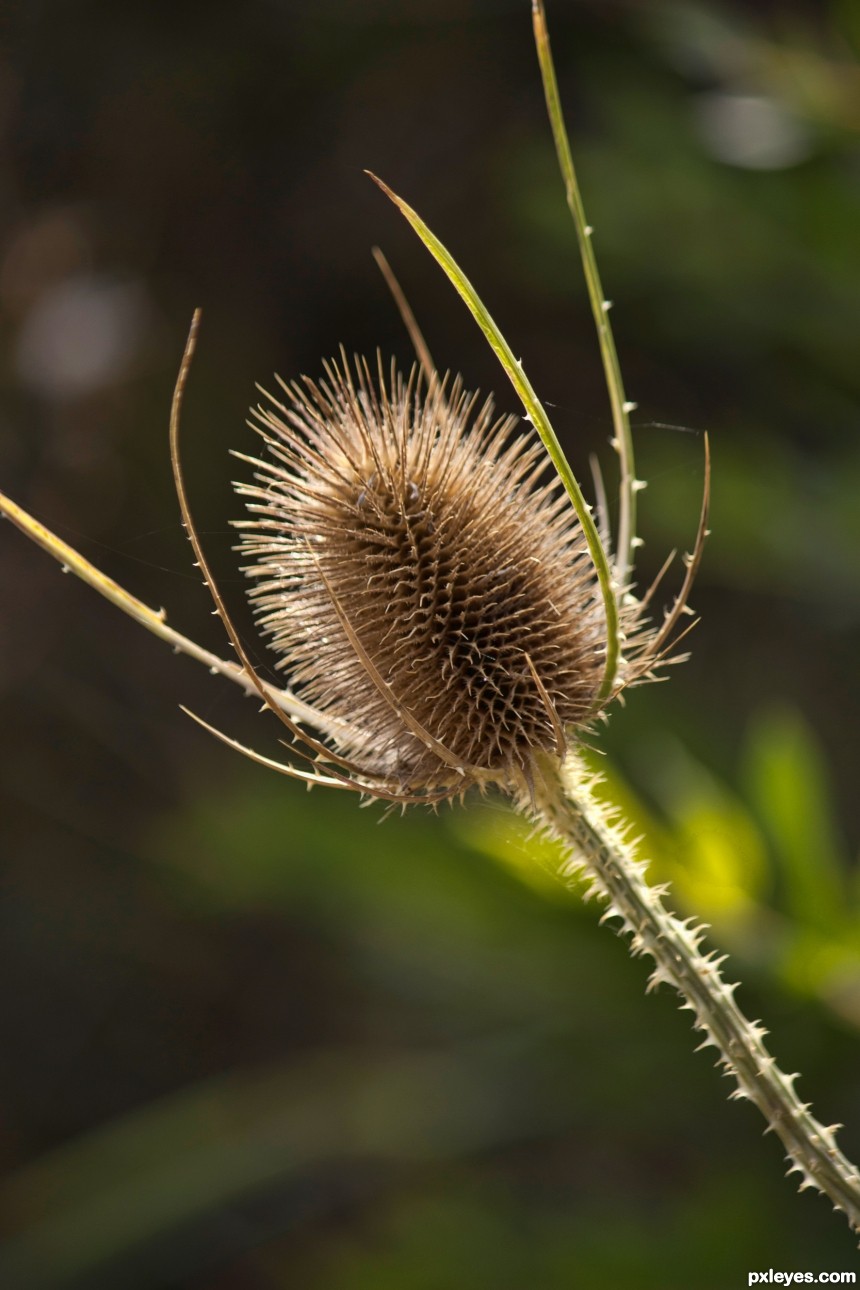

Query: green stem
[536,758,860,1235]
[532,0,638,588]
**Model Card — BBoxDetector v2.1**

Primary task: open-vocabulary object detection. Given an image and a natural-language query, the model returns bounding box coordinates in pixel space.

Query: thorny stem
[537,757,860,1235]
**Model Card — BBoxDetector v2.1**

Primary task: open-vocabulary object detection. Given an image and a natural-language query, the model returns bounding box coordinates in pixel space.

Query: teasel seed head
[234,356,652,805]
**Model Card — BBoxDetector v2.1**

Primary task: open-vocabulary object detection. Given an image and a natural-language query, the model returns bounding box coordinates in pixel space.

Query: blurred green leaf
[743,704,849,928]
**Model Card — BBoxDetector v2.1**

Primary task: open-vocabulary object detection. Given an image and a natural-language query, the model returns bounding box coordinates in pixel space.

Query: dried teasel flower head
[220,341,706,808]
[158,51,708,811]
[235,359,610,803]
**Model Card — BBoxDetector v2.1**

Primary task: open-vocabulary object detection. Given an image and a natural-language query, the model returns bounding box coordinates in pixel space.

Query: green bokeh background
[1,1,858,1286]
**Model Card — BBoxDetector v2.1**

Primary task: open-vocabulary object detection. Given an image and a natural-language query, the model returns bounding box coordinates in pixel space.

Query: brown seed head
[235,357,612,801]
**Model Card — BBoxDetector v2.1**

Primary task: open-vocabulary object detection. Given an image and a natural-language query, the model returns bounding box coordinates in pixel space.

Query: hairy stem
[535,757,860,1235]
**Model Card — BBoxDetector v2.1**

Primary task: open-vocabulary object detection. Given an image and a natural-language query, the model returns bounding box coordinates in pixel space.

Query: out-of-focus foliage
[1,0,859,1287]
[471,705,860,1024]
[2,761,858,1288]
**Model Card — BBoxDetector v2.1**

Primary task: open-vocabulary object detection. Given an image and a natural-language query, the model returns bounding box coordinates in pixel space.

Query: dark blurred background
[1,0,859,1286]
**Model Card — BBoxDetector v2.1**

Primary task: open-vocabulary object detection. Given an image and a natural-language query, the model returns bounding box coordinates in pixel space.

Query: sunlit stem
[532,0,637,589]
[538,757,860,1235]
[368,172,620,702]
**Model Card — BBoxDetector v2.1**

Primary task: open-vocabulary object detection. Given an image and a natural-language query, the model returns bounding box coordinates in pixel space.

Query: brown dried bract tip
[233,355,624,804]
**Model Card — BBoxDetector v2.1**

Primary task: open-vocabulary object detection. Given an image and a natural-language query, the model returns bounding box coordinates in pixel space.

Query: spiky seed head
[235,356,613,802]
